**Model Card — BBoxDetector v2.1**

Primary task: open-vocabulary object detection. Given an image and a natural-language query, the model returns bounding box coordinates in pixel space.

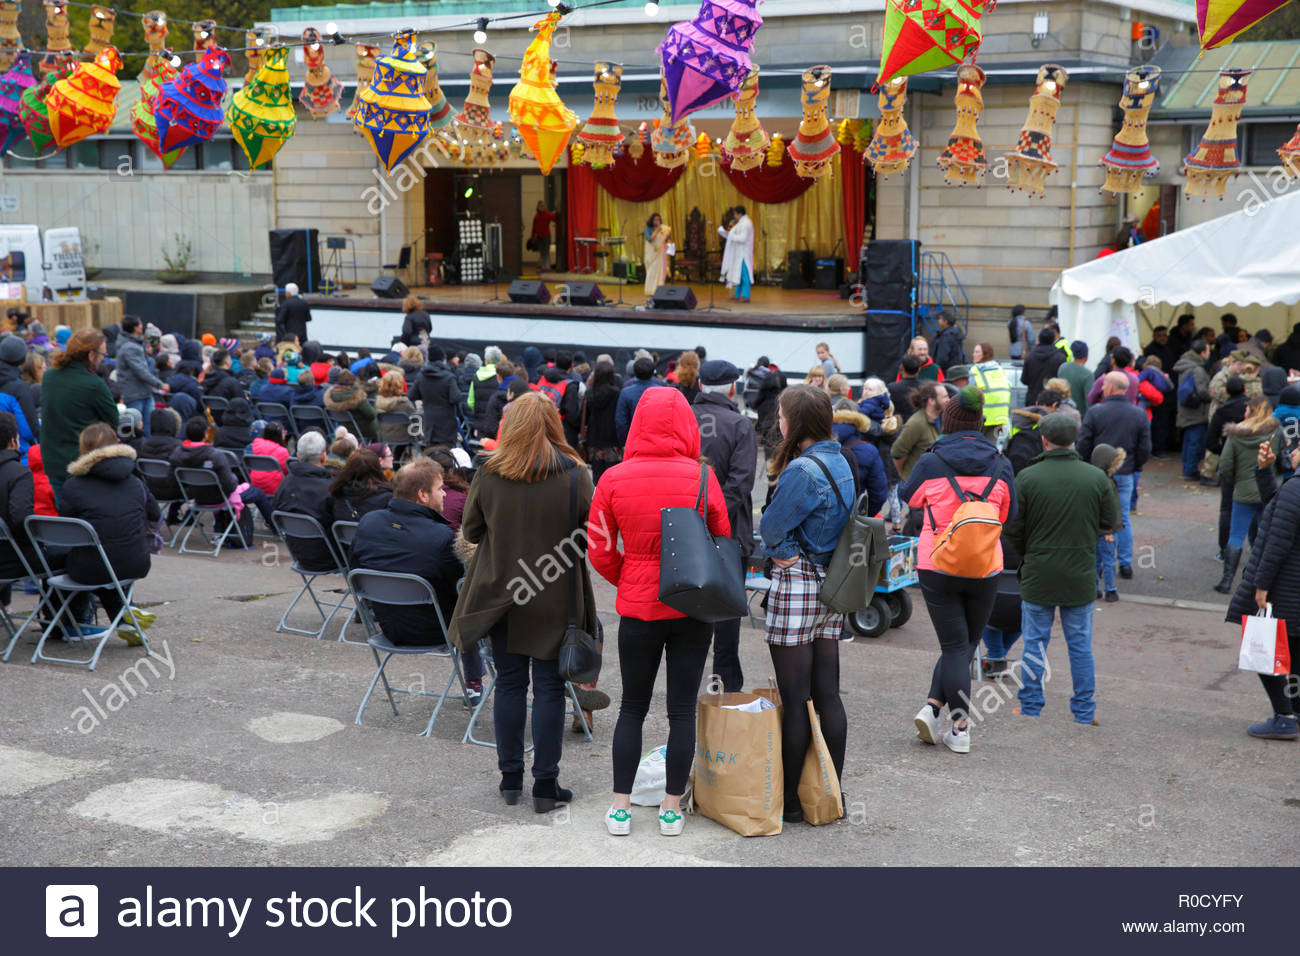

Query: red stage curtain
[566,160,599,268]
[722,157,816,205]
[841,145,866,261]
[592,150,684,202]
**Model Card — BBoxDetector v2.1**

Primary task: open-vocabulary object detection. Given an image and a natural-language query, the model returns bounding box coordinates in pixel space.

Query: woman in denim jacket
[760,384,853,823]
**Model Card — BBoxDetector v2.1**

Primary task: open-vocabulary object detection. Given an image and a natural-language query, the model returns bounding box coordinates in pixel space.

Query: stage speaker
[864,309,914,382]
[652,285,697,310]
[508,279,551,304]
[864,239,920,312]
[783,250,812,289]
[269,228,321,292]
[564,281,605,306]
[371,276,409,299]
[814,257,844,290]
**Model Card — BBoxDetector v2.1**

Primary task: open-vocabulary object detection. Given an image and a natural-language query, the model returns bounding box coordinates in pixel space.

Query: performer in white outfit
[721,205,754,302]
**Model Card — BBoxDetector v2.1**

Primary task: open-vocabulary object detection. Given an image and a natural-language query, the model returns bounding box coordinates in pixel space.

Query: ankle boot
[532,778,572,813]
[1214,545,1242,593]
[499,772,523,806]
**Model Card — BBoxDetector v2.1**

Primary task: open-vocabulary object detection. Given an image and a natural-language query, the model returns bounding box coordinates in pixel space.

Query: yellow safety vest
[1054,338,1074,363]
[971,362,1011,427]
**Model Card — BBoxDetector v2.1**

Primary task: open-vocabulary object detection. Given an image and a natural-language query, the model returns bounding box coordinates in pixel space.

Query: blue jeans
[1129,470,1140,511]
[490,627,565,781]
[1096,536,1116,592]
[1228,500,1261,548]
[127,396,155,436]
[1181,423,1207,477]
[1018,601,1096,723]
[733,261,751,299]
[1111,472,1134,567]
[981,627,1020,660]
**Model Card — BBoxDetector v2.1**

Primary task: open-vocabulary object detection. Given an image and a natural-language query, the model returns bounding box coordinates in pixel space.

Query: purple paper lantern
[659,0,762,125]
[0,51,35,154]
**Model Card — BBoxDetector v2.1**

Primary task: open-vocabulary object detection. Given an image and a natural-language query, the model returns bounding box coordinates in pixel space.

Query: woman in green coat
[39,327,119,504]
[1215,397,1281,594]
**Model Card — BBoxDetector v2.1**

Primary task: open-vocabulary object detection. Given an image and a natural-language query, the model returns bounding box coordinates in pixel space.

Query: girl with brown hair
[399,295,431,347]
[40,328,118,503]
[673,349,701,404]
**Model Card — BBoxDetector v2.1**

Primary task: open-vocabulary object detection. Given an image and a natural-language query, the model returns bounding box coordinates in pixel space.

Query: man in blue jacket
[615,356,665,444]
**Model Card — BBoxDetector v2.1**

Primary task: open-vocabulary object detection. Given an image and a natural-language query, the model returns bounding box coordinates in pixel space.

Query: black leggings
[612,616,712,797]
[769,640,846,807]
[1259,623,1300,716]
[918,569,1000,722]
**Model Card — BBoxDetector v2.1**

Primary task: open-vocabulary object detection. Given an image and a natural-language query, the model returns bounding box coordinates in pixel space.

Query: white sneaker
[943,724,971,754]
[658,808,685,836]
[605,805,631,836]
[914,706,940,744]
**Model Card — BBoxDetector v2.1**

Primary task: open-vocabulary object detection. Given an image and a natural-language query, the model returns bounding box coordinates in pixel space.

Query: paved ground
[1,456,1296,867]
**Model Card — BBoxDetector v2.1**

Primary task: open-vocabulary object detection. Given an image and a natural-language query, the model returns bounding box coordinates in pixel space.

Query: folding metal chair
[349,569,473,736]
[202,395,229,424]
[291,405,331,440]
[256,402,295,436]
[174,467,250,557]
[463,643,594,747]
[272,510,353,639]
[377,412,423,460]
[327,408,365,441]
[214,447,251,485]
[23,515,149,672]
[330,520,364,645]
[0,519,49,663]
[135,458,187,548]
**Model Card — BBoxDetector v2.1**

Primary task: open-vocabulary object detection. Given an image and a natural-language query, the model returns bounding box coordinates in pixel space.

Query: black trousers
[710,618,743,693]
[918,569,1000,721]
[1260,622,1300,716]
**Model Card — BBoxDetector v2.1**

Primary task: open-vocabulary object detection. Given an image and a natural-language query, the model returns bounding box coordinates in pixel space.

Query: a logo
[45,884,99,937]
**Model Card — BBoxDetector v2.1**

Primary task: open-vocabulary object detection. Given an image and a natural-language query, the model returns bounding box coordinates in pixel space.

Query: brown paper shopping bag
[798,700,844,825]
[694,692,783,836]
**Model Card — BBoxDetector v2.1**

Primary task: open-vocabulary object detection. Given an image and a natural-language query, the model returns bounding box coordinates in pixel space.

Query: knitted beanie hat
[941,384,985,433]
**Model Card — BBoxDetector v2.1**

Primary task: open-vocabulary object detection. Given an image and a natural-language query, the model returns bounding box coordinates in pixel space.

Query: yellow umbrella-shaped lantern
[0,0,21,73]
[46,43,120,148]
[454,48,500,168]
[509,10,577,175]
[84,5,115,57]
[227,45,296,168]
[356,30,431,172]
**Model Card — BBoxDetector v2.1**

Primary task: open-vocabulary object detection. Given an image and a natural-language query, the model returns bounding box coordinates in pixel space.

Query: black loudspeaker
[864,239,920,313]
[508,279,551,304]
[783,250,812,289]
[814,257,844,290]
[863,310,914,382]
[371,276,409,299]
[269,228,320,292]
[564,281,605,306]
[652,285,697,310]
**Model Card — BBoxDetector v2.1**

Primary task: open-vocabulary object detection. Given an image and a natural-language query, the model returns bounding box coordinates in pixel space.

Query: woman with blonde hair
[448,392,598,813]
[374,370,418,446]
[805,365,828,391]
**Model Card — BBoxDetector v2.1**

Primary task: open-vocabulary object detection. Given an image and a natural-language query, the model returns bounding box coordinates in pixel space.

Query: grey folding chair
[330,520,364,645]
[214,447,251,485]
[290,405,330,439]
[377,412,423,460]
[348,569,471,737]
[174,467,249,557]
[462,639,594,747]
[23,515,149,672]
[135,458,187,548]
[0,518,49,663]
[272,510,352,639]
[256,402,295,436]
[202,395,229,424]
[327,408,365,441]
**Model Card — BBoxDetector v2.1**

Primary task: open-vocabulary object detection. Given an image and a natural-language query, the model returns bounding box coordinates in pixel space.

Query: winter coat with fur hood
[323,384,378,439]
[60,443,159,585]
[374,392,418,445]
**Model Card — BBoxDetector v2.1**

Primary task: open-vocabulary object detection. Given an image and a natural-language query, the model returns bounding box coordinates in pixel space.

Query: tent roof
[1057,189,1300,309]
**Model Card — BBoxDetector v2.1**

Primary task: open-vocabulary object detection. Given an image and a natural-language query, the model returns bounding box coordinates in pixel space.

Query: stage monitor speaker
[508,279,551,304]
[652,285,697,310]
[864,239,920,312]
[814,257,844,290]
[564,281,605,306]
[783,250,812,289]
[269,228,320,292]
[371,276,409,299]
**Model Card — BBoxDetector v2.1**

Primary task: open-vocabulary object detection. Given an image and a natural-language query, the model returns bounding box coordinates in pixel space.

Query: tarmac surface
[2,455,1296,867]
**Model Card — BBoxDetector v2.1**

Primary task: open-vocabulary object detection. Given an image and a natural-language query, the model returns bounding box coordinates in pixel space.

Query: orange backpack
[926,468,1004,578]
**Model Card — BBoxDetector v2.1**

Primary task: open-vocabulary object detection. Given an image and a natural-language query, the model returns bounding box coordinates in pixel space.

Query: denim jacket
[760,440,854,565]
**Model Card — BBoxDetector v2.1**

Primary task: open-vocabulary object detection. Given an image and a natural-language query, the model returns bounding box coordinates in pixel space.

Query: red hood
[624,386,699,461]
[28,444,42,471]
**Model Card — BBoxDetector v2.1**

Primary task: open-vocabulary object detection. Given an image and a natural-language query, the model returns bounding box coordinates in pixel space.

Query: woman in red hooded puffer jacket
[588,386,730,837]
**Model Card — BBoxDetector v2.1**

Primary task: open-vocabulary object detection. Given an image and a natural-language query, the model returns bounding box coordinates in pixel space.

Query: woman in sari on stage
[643,213,670,300]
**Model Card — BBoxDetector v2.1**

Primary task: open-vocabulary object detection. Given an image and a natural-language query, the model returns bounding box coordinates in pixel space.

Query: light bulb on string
[645,1,659,15]
[170,54,181,67]
[474,18,488,44]
[326,22,338,35]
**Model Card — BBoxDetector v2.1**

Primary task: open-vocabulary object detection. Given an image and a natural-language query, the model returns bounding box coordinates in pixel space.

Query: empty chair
[0,518,47,663]
[257,402,295,436]
[202,395,229,424]
[174,467,250,557]
[290,405,331,440]
[377,412,423,459]
[272,510,352,640]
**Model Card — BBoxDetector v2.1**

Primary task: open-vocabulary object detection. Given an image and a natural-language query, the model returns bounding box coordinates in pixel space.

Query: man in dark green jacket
[1002,413,1120,725]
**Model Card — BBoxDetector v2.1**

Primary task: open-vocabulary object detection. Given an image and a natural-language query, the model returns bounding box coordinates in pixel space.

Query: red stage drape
[566,160,599,268]
[592,150,684,202]
[841,145,866,261]
[722,157,816,205]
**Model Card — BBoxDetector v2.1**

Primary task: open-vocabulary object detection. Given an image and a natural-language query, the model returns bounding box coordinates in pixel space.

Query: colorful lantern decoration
[766,132,783,167]
[347,44,380,121]
[866,75,916,178]
[509,11,578,175]
[356,30,431,173]
[852,120,873,153]
[132,47,183,168]
[659,0,762,125]
[0,51,35,153]
[722,68,768,172]
[1183,68,1250,199]
[1004,64,1068,196]
[936,63,987,186]
[227,45,295,168]
[1279,124,1300,181]
[245,28,271,84]
[576,61,623,167]
[629,122,646,159]
[789,65,838,179]
[41,1,72,76]
[694,130,713,160]
[1100,65,1160,196]
[154,45,230,154]
[142,10,168,54]
[193,20,217,51]
[84,5,115,57]
[454,48,500,168]
[877,0,992,87]
[650,78,693,169]
[570,140,585,164]
[0,1,22,73]
[46,44,120,148]
[18,57,70,152]
[416,41,453,131]
[300,28,342,119]
[1197,0,1291,52]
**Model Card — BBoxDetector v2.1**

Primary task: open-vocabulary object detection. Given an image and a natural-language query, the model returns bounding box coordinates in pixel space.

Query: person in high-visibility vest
[970,341,1011,442]
[1047,321,1074,363]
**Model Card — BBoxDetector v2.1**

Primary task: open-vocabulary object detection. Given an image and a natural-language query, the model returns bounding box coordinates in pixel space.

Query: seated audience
[271,429,337,571]
[325,448,393,526]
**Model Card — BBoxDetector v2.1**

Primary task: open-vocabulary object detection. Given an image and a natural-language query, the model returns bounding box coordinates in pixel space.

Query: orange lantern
[46,44,121,148]
[508,11,577,174]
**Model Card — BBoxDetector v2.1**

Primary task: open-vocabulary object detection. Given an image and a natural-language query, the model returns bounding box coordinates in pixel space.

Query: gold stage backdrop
[595,152,846,277]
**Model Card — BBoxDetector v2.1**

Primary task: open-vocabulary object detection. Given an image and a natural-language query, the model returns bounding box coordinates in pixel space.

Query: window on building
[201,139,233,171]
[1245,122,1296,168]
[99,139,135,171]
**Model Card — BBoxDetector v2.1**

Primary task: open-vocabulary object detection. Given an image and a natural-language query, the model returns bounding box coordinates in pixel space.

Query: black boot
[532,778,572,813]
[499,772,523,806]
[1214,545,1242,594]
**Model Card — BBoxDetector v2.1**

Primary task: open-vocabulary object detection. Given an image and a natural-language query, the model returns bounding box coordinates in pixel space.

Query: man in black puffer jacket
[410,345,463,446]
[202,349,245,404]
[1020,327,1067,404]
[271,429,337,571]
[0,334,37,434]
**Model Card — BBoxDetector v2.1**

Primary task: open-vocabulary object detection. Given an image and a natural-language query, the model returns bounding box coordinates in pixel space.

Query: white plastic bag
[630,745,668,807]
[1239,604,1290,675]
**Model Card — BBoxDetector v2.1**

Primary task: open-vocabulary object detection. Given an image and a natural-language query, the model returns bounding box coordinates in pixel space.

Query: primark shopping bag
[797,700,844,825]
[1238,605,1291,675]
[694,692,783,836]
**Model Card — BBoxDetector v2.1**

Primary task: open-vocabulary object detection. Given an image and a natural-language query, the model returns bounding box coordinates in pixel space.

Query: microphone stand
[699,218,730,313]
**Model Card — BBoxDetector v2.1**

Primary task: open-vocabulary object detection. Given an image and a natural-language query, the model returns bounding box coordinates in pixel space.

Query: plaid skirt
[764,555,844,647]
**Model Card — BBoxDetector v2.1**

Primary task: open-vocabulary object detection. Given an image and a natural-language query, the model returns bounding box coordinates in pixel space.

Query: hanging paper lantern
[865,75,916,178]
[454,48,500,168]
[245,28,271,84]
[570,140,584,164]
[509,11,578,175]
[722,68,768,172]
[936,64,988,186]
[40,0,72,76]
[227,45,295,169]
[766,132,783,167]
[694,130,712,160]
[789,65,838,179]
[46,44,120,148]
[0,51,36,154]
[1183,68,1250,199]
[659,0,762,125]
[1198,0,1291,53]
[154,45,230,154]
[835,118,851,146]
[356,30,431,173]
[193,20,217,51]
[132,49,184,168]
[0,0,22,73]
[651,77,693,169]
[299,28,342,120]
[84,5,115,57]
[142,10,168,54]
[852,120,873,153]
[18,57,70,152]
[1279,124,1300,181]
[1100,66,1160,196]
[577,61,623,167]
[347,44,380,121]
[1004,64,1068,197]
[877,0,992,87]
[416,41,453,132]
